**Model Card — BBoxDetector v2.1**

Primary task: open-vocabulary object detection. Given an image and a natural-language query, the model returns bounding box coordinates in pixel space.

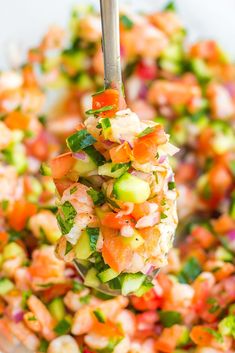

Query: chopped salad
[51,88,178,295]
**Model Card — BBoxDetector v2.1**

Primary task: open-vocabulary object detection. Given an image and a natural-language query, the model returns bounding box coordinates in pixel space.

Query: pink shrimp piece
[28,210,61,244]
[128,100,156,121]
[149,11,183,36]
[72,306,95,335]
[121,22,168,59]
[29,246,65,289]
[2,257,23,278]
[7,319,40,351]
[78,15,102,42]
[40,26,65,50]
[23,312,42,333]
[14,267,31,291]
[207,82,235,119]
[64,289,90,312]
[27,295,56,341]
[97,296,129,320]
[0,165,18,204]
[0,122,12,150]
[147,80,202,109]
[61,183,94,213]
[115,309,137,337]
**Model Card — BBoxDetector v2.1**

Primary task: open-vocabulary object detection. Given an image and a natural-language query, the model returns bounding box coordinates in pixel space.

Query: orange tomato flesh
[92,89,125,118]
[0,232,9,251]
[190,325,213,346]
[50,152,75,179]
[8,200,37,231]
[101,212,134,229]
[5,111,30,130]
[109,142,131,163]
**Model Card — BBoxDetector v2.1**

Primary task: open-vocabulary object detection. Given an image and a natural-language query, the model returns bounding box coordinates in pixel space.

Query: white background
[0,0,235,69]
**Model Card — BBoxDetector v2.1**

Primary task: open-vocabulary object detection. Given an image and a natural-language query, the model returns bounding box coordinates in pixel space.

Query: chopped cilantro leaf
[65,241,73,255]
[178,257,202,283]
[61,201,77,224]
[54,319,71,335]
[66,129,96,152]
[164,1,176,11]
[70,185,78,194]
[79,294,91,304]
[120,14,134,29]
[93,308,106,323]
[204,328,223,343]
[138,127,155,138]
[111,162,130,173]
[38,339,49,353]
[39,163,51,176]
[101,118,111,130]
[72,280,84,293]
[1,200,9,211]
[159,310,182,327]
[86,105,114,116]
[86,227,99,251]
[160,212,167,220]
[87,188,105,206]
[168,181,176,190]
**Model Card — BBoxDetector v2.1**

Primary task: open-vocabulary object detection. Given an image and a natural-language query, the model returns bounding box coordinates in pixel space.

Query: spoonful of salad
[51,0,178,296]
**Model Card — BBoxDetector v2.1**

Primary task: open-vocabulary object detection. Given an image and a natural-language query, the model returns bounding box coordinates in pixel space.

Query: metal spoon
[74,0,160,296]
[74,0,124,296]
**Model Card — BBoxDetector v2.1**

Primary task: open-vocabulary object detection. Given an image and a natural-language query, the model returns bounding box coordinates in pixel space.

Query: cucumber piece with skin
[84,268,101,288]
[48,297,66,322]
[74,230,93,260]
[0,278,14,295]
[121,273,146,296]
[72,154,97,177]
[98,268,120,283]
[113,173,150,204]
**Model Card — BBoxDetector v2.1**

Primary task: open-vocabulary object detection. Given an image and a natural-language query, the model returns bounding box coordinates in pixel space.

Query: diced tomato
[213,214,235,234]
[40,282,73,303]
[28,48,43,64]
[26,131,51,161]
[102,226,133,273]
[131,202,151,221]
[214,263,235,281]
[190,40,221,62]
[101,212,134,229]
[131,288,162,311]
[136,60,157,80]
[190,325,213,346]
[8,200,37,231]
[197,128,214,156]
[5,111,30,130]
[0,232,9,251]
[54,178,75,196]
[50,152,75,179]
[191,226,216,249]
[92,89,126,118]
[133,125,167,164]
[175,163,197,184]
[109,142,131,163]
[155,325,185,353]
[22,65,38,87]
[92,320,123,338]
[208,163,233,195]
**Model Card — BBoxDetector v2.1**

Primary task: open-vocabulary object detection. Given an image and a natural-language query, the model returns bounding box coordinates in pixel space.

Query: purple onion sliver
[227,230,235,241]
[158,155,167,164]
[64,268,76,278]
[73,152,87,161]
[103,140,114,147]
[139,85,148,99]
[13,310,24,323]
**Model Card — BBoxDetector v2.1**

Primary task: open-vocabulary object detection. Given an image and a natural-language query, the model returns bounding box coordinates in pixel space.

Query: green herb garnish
[66,129,96,152]
[93,309,106,323]
[54,319,71,335]
[65,241,73,255]
[101,118,111,130]
[70,185,78,194]
[86,105,114,116]
[120,14,134,29]
[38,339,49,353]
[159,310,182,327]
[178,257,202,283]
[204,328,223,343]
[138,127,155,138]
[87,188,105,206]
[86,227,99,251]
[39,163,51,176]
[168,181,176,190]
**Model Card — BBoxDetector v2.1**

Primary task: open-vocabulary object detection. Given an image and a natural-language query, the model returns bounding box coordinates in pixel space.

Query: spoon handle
[100,0,122,90]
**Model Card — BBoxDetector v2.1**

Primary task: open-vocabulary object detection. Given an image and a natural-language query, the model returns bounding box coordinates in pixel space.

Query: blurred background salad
[0,1,235,353]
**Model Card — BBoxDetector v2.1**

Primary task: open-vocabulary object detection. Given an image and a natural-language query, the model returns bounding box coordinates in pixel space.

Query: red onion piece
[227,230,235,241]
[73,152,87,161]
[13,310,24,323]
[103,140,114,147]
[158,155,167,164]
[138,84,148,99]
